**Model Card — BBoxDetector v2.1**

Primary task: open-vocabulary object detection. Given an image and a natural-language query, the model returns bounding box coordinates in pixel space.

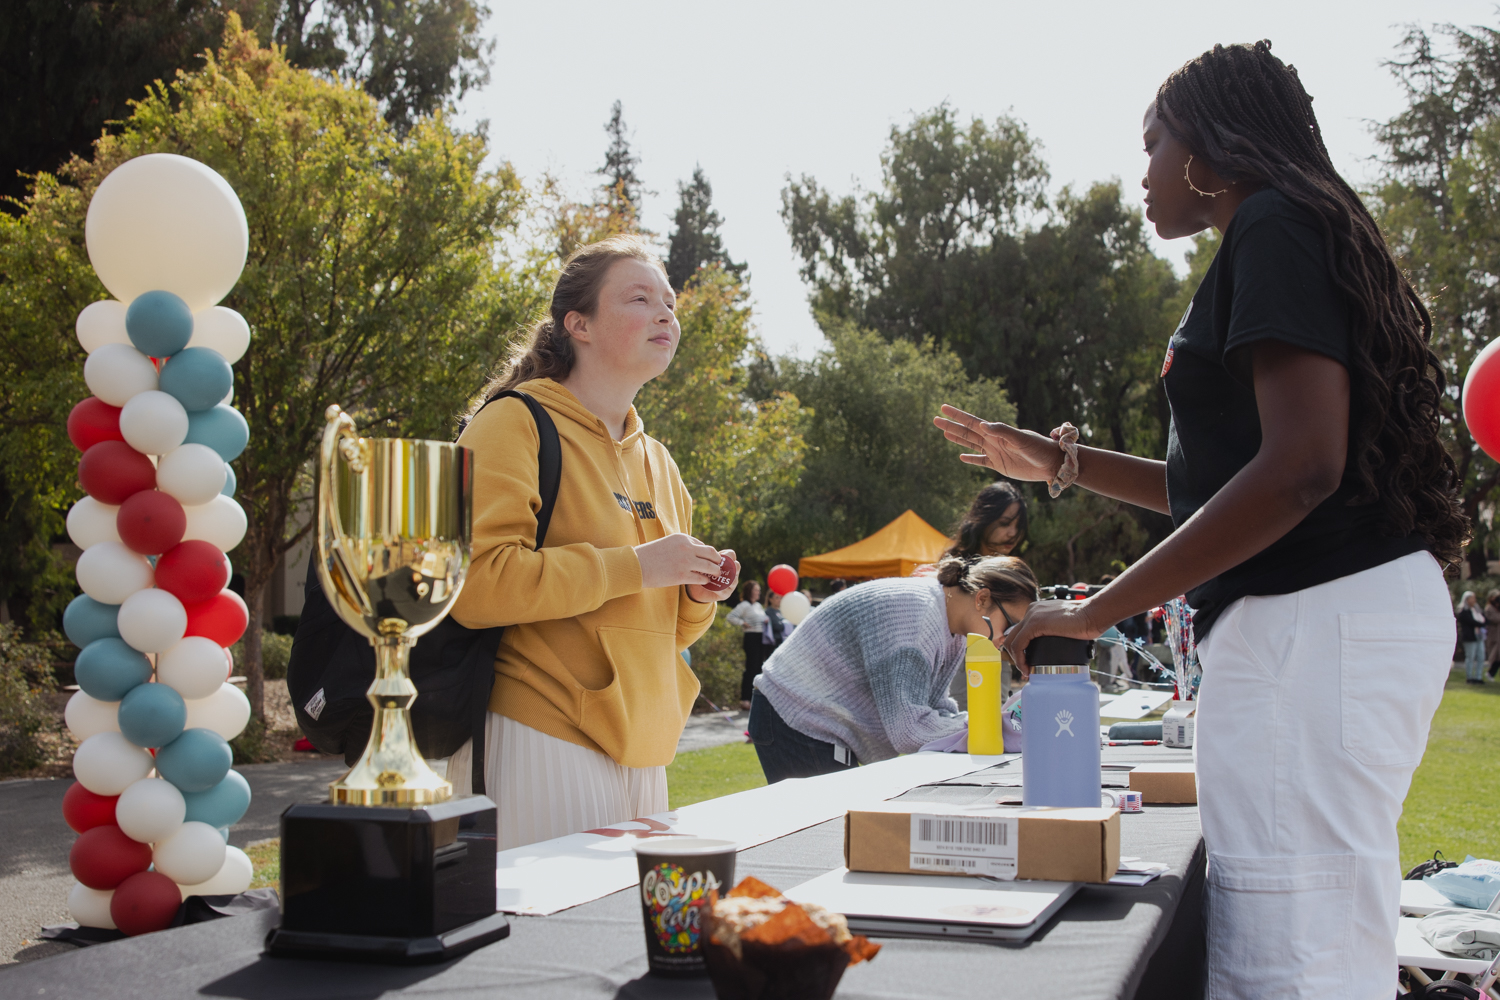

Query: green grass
[1399,667,1500,873]
[245,838,279,890]
[667,742,766,809]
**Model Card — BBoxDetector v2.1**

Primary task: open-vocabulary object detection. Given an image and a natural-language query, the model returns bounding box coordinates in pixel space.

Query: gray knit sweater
[752,577,967,764]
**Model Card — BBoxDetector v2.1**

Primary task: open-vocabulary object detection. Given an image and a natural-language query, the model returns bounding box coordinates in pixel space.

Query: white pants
[1196,551,1453,1000]
[447,712,668,851]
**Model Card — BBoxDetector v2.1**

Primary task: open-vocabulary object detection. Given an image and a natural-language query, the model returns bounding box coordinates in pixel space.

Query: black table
[0,750,1205,1000]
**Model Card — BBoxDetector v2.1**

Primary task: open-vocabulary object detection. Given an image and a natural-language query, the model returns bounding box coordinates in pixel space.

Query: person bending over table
[448,235,739,850]
[936,41,1463,1000]
[748,554,1038,783]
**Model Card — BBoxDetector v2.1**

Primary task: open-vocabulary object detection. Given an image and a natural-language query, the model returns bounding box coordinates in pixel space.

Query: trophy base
[264,911,510,964]
[268,795,506,965]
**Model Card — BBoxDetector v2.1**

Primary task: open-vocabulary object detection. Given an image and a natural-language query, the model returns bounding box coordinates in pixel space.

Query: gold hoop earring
[1184,155,1229,198]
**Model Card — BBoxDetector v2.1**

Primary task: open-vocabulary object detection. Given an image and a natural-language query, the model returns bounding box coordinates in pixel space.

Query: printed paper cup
[633,837,737,976]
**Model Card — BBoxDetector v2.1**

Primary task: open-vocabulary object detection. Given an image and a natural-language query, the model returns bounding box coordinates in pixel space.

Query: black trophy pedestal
[265,794,509,964]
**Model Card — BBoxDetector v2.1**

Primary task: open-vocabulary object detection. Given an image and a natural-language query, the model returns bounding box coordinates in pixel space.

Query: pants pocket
[1339,614,1453,767]
[1207,853,1354,1000]
[746,694,774,747]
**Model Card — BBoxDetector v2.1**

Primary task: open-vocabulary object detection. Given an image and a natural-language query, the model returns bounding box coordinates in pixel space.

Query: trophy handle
[319,405,375,629]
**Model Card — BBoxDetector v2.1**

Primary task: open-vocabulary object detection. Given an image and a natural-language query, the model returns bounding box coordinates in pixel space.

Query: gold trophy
[266,405,509,962]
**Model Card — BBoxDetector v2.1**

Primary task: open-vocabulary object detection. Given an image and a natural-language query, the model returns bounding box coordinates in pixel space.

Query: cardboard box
[1128,764,1197,804]
[844,803,1120,884]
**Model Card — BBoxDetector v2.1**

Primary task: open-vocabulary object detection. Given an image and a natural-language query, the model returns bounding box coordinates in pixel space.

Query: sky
[457,1,1496,358]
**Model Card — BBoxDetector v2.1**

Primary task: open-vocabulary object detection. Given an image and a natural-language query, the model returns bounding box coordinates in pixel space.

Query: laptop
[785,868,1080,942]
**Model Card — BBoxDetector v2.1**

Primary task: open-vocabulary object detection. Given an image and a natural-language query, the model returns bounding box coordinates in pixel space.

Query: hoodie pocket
[586,626,698,766]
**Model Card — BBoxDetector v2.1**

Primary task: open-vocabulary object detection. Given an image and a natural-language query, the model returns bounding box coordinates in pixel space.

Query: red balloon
[78,440,156,505]
[70,824,152,890]
[110,871,182,936]
[116,490,187,556]
[184,589,248,646]
[767,564,799,596]
[67,398,124,452]
[1465,337,1500,461]
[62,782,118,834]
[155,540,232,604]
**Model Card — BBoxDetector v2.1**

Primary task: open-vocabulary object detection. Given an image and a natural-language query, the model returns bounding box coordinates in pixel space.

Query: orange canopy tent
[798,510,952,579]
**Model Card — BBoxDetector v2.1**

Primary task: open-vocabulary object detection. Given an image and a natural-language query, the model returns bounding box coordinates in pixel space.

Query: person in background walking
[1458,590,1486,684]
[1486,590,1500,681]
[727,581,769,709]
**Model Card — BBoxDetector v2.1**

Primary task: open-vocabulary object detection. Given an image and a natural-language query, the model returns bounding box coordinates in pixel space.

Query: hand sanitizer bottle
[965,633,1004,754]
[1021,636,1100,807]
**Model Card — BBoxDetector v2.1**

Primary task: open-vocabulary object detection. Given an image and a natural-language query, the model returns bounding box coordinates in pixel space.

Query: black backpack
[286,390,562,793]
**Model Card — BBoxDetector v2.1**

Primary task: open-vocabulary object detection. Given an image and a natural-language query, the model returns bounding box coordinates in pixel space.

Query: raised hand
[635,533,726,590]
[932,405,1063,483]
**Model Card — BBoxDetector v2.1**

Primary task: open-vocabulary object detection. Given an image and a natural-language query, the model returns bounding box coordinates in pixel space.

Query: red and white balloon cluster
[61,154,257,937]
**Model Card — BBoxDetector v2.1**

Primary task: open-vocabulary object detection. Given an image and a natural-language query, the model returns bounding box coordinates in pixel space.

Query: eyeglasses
[981,604,1017,644]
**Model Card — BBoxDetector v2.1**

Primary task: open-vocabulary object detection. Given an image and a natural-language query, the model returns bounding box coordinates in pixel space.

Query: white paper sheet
[1100,689,1173,720]
[494,752,1002,915]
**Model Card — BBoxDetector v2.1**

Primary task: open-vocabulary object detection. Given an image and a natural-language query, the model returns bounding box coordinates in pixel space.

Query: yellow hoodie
[449,378,715,768]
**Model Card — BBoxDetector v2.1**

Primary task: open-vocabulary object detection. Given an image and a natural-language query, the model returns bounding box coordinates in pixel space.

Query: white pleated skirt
[446,711,668,851]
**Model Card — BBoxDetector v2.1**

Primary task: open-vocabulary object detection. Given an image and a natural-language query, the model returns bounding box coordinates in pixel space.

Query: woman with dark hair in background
[725,580,769,709]
[1486,590,1500,679]
[947,481,1028,559]
[749,555,1038,783]
[937,41,1466,997]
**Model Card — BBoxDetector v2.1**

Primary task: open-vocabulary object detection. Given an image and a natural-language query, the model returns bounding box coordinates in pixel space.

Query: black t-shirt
[1163,188,1429,639]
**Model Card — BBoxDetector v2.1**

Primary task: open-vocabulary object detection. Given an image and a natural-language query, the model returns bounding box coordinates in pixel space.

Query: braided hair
[1156,41,1468,562]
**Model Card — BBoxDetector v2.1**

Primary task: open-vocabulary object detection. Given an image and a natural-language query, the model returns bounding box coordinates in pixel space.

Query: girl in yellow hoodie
[447,236,739,849]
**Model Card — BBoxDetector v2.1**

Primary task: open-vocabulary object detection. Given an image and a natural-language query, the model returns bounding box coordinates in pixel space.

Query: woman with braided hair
[936,40,1465,998]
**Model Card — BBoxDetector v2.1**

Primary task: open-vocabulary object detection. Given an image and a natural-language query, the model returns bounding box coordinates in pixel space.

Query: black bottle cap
[1025,635,1094,666]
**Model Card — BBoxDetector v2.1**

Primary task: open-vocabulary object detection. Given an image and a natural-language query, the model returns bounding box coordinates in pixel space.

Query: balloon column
[767,564,812,625]
[62,154,256,936]
[1464,338,1500,462]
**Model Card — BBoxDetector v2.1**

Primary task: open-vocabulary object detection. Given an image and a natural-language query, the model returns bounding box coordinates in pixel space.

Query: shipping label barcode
[909,855,978,870]
[909,813,1019,863]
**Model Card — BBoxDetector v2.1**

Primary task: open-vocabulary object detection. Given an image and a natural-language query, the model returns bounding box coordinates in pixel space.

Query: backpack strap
[463,389,562,794]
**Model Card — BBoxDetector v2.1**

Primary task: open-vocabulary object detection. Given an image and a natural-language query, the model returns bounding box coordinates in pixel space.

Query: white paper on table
[1100,690,1173,720]
[494,752,1003,916]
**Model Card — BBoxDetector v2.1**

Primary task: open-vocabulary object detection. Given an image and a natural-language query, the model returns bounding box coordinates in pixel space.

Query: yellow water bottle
[966,633,1004,754]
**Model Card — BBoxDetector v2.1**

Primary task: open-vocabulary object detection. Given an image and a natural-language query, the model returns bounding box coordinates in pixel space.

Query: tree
[0,17,541,718]
[545,101,650,261]
[634,268,807,577]
[782,105,1178,457]
[747,323,1013,568]
[598,100,646,214]
[1373,22,1500,576]
[664,166,745,292]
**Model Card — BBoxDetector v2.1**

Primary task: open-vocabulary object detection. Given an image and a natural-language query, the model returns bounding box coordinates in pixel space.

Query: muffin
[703,876,880,1000]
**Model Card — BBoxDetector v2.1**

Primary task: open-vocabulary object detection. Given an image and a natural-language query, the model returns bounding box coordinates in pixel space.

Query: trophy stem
[329,636,454,806]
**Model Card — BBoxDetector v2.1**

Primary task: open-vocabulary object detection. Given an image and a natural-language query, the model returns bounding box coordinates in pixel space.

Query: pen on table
[1107,740,1160,746]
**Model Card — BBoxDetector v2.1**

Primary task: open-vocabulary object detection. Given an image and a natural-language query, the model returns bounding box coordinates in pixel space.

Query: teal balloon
[125,290,193,358]
[63,595,120,648]
[184,405,248,462]
[156,728,233,792]
[183,770,251,828]
[118,683,186,748]
[220,463,236,497]
[159,347,233,412]
[74,638,152,701]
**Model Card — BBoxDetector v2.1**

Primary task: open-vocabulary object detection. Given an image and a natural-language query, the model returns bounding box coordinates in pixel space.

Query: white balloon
[76,300,131,354]
[155,443,227,506]
[67,496,122,549]
[152,821,227,885]
[183,682,250,741]
[85,154,248,311]
[159,637,231,701]
[75,542,154,605]
[116,777,187,844]
[65,690,121,741]
[178,845,253,898]
[73,730,154,796]
[189,307,250,365]
[83,342,158,407]
[68,883,117,930]
[118,588,188,654]
[118,390,189,456]
[780,591,812,625]
[182,495,246,552]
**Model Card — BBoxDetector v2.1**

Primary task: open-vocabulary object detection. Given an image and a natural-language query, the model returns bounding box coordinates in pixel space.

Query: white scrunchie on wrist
[1048,422,1081,498]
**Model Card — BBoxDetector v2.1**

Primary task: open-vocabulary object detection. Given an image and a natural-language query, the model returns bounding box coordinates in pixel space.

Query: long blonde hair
[471,235,665,416]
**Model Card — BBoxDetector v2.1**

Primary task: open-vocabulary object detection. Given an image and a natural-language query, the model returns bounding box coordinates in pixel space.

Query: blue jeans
[1464,639,1485,681]
[747,691,858,784]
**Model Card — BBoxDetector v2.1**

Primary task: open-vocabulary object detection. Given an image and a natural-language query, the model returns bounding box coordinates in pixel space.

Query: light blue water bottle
[1021,636,1100,808]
